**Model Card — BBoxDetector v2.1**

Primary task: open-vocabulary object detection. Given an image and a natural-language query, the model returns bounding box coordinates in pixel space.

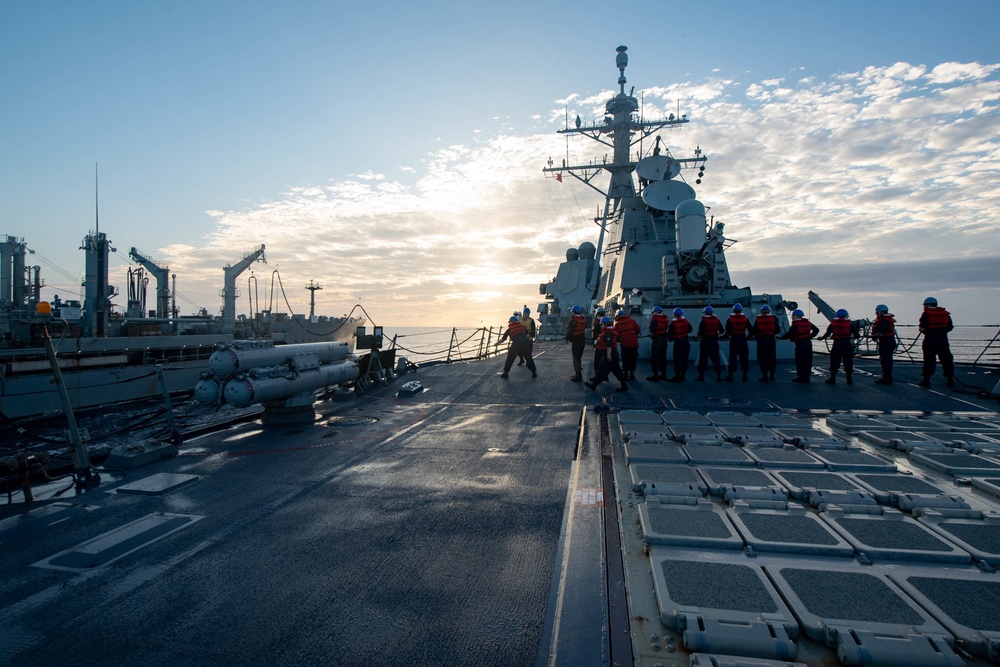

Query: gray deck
[2,341,1000,666]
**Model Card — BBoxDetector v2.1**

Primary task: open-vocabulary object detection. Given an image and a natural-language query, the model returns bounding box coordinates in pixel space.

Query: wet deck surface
[1,340,999,666]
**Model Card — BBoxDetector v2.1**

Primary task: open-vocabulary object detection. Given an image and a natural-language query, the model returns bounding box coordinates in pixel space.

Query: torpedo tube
[223,360,359,408]
[208,341,351,380]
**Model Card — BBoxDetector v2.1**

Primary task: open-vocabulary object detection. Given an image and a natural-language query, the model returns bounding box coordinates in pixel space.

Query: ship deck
[2,340,999,666]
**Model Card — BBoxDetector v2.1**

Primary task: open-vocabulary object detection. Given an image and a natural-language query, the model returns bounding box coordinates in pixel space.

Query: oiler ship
[1,46,999,667]
[0,233,362,419]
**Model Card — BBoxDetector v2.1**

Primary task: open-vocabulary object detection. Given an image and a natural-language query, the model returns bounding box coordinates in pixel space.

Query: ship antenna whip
[94,162,99,235]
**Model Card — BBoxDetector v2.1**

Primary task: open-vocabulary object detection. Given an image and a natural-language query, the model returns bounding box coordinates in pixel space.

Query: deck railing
[387,327,510,365]
[818,324,1000,368]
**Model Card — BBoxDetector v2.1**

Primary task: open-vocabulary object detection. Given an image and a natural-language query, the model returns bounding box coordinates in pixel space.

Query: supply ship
[0,233,362,419]
[1,46,999,667]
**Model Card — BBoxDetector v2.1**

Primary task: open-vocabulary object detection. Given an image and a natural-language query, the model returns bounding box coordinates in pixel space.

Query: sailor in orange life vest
[871,304,896,385]
[666,307,692,382]
[751,304,779,382]
[694,305,724,382]
[498,316,537,379]
[720,303,751,382]
[565,305,589,382]
[778,309,820,382]
[614,309,642,381]
[585,317,629,392]
[817,308,859,384]
[646,305,671,381]
[918,296,955,388]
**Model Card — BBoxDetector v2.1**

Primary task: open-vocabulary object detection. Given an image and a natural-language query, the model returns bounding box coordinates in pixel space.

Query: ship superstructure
[537,46,793,349]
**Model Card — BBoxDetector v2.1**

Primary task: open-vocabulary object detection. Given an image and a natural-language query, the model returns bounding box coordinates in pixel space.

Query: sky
[2,1,999,329]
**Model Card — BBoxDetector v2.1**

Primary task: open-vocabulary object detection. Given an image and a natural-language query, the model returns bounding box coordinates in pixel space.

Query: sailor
[817,308,858,384]
[646,305,670,381]
[666,307,692,382]
[871,304,896,385]
[721,303,751,381]
[778,309,819,382]
[499,316,537,379]
[614,309,642,381]
[918,296,955,388]
[585,317,628,392]
[752,304,779,382]
[518,306,536,366]
[590,307,607,380]
[694,305,723,382]
[565,305,589,382]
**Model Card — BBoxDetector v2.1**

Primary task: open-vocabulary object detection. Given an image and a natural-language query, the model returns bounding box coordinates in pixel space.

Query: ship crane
[221,245,266,334]
[129,247,171,318]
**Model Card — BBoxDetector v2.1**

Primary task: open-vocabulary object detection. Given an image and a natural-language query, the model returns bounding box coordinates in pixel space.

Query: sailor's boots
[647,372,661,381]
[570,359,583,382]
[759,375,769,383]
[946,376,955,387]
[846,372,853,385]
[874,375,893,385]
[667,375,682,382]
[615,382,629,392]
[825,374,836,385]
[918,377,931,387]
[725,372,734,382]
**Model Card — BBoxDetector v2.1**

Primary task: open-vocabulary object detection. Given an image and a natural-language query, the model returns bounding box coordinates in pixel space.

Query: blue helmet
[923,296,938,306]
[875,304,889,313]
[673,307,684,316]
[601,316,613,325]
[836,308,848,318]
[733,303,743,312]
[523,307,530,315]
[617,310,627,317]
[760,304,771,313]
[509,316,519,323]
[572,305,582,314]
[703,305,714,314]
[652,306,663,313]
[792,309,805,318]
[596,307,606,314]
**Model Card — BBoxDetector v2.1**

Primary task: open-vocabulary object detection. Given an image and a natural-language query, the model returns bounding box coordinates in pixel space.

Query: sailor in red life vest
[720,303,751,382]
[614,309,642,381]
[565,305,589,382]
[918,296,955,388]
[778,309,820,382]
[498,316,537,379]
[646,305,671,381]
[585,317,628,392]
[694,305,724,382]
[817,308,859,384]
[666,307,692,382]
[871,304,896,385]
[751,304,779,382]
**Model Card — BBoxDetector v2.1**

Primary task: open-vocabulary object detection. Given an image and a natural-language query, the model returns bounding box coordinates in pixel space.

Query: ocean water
[380,327,508,365]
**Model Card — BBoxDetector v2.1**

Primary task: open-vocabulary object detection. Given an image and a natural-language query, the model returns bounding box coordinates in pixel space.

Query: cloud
[141,60,1000,327]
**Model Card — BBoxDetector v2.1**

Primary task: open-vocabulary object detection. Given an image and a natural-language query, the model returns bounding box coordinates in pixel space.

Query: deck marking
[573,487,605,507]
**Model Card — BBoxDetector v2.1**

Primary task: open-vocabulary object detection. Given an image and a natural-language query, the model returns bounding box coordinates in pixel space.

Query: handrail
[387,326,508,364]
